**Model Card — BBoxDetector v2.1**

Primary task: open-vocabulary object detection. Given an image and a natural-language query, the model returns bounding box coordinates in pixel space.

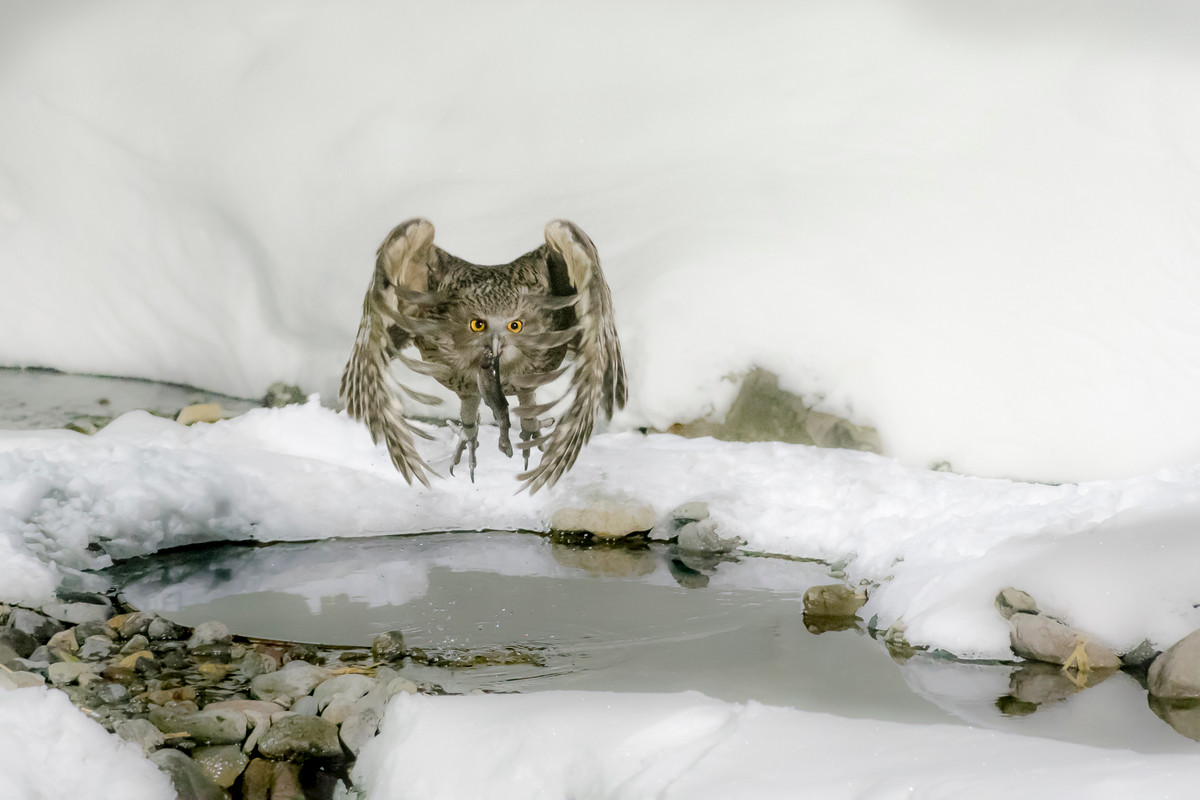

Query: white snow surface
[5,1,1200,482]
[357,690,1200,799]
[4,401,1200,661]
[0,687,174,800]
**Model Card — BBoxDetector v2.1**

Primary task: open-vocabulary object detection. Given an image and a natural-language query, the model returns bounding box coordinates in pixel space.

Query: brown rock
[271,761,304,800]
[241,758,274,800]
[1149,629,1200,698]
[1009,614,1120,669]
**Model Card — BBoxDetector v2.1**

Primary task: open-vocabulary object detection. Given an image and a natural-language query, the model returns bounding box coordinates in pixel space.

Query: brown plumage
[340,218,627,493]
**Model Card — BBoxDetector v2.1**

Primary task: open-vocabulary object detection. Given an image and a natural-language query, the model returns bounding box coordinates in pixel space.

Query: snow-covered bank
[0,687,174,800]
[4,402,1200,660]
[355,690,1200,799]
[6,1,1200,482]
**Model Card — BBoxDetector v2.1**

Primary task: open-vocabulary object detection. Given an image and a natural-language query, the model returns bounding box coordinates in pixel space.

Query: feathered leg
[451,393,481,482]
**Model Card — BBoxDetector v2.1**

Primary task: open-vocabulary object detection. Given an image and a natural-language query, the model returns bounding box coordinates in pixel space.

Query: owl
[340,218,627,493]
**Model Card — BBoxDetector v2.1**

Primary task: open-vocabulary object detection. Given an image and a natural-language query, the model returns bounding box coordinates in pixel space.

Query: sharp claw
[450,422,479,481]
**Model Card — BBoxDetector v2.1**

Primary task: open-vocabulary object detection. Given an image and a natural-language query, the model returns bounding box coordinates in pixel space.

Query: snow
[5,1,1200,482]
[6,0,1200,796]
[355,690,1200,799]
[0,687,174,800]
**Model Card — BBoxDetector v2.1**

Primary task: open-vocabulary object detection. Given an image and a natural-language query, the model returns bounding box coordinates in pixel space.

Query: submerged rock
[1149,629,1200,698]
[150,749,229,800]
[803,584,866,617]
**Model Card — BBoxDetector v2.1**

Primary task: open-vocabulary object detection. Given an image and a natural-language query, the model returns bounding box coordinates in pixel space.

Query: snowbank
[0,687,174,800]
[4,402,1200,660]
[5,1,1200,482]
[355,690,1200,799]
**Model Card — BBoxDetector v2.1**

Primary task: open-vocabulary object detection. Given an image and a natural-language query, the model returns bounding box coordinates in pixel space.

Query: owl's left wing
[518,220,627,493]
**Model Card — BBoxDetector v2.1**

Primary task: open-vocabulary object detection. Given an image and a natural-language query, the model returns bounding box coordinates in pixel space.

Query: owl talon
[450,423,479,482]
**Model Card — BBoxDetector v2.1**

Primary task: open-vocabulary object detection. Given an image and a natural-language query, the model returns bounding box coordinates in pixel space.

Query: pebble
[339,708,381,756]
[290,695,319,716]
[239,650,279,678]
[7,671,45,689]
[803,584,867,617]
[112,612,152,639]
[94,681,128,704]
[78,635,114,660]
[256,714,343,761]
[371,631,407,662]
[150,748,228,800]
[147,616,189,640]
[272,761,305,800]
[320,697,356,725]
[995,587,1040,619]
[1149,629,1200,698]
[675,518,739,553]
[46,629,79,653]
[0,672,16,691]
[41,601,112,626]
[149,707,248,745]
[250,660,329,705]
[192,743,250,788]
[313,673,376,710]
[241,758,274,800]
[187,621,232,649]
[242,710,272,755]
[205,699,285,716]
[6,608,65,642]
[48,661,92,685]
[115,718,166,755]
[386,676,420,697]
[120,634,150,655]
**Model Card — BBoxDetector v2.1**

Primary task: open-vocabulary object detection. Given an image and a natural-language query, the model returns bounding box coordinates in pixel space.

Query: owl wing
[518,220,628,493]
[340,218,450,487]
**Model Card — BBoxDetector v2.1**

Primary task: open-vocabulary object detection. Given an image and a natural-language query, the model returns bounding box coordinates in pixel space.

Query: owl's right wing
[340,218,449,487]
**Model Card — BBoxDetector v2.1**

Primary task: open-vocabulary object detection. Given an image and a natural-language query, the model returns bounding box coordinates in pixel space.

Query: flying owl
[340,218,627,493]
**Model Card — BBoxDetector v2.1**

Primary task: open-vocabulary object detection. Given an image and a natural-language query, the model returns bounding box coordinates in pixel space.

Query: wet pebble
[115,718,165,755]
[313,673,375,710]
[149,706,248,745]
[147,616,189,640]
[187,620,232,649]
[803,584,866,617]
[78,634,114,660]
[150,748,228,800]
[42,601,112,626]
[256,714,342,761]
[46,629,79,653]
[192,743,249,788]
[371,630,407,662]
[340,708,381,756]
[120,634,150,655]
[250,660,329,705]
[48,661,92,685]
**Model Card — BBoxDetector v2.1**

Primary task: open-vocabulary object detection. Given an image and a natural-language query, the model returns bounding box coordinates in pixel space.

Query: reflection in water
[107,531,1200,753]
[1151,697,1200,743]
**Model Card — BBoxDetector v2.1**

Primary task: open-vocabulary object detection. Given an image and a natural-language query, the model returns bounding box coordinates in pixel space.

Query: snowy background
[6,1,1200,797]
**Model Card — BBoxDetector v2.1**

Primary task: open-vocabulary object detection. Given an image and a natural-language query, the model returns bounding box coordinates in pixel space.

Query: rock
[1121,639,1160,670]
[386,676,420,697]
[1008,661,1102,705]
[1009,614,1121,669]
[177,403,231,425]
[250,660,329,705]
[94,681,129,704]
[192,744,249,788]
[551,501,656,539]
[120,634,151,655]
[675,519,739,553]
[205,699,285,716]
[313,673,375,711]
[0,638,24,665]
[339,708,381,756]
[119,650,156,670]
[995,588,1040,619]
[371,631,407,662]
[41,601,111,625]
[271,761,305,800]
[320,697,356,725]
[669,501,709,524]
[78,635,114,660]
[241,758,274,800]
[149,707,248,745]
[150,748,229,800]
[188,621,232,649]
[47,629,79,653]
[1149,696,1200,743]
[256,714,343,761]
[290,695,319,716]
[115,718,166,755]
[803,584,867,617]
[6,671,45,689]
[263,382,306,408]
[147,616,189,640]
[147,686,197,706]
[242,710,271,755]
[239,651,279,678]
[75,620,117,641]
[1149,629,1200,698]
[6,609,63,653]
[101,665,139,685]
[0,672,16,691]
[111,612,152,639]
[48,661,92,685]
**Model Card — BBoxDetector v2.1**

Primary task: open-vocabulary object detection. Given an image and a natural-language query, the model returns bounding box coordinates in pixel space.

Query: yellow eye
[507,320,523,333]
[470,319,487,332]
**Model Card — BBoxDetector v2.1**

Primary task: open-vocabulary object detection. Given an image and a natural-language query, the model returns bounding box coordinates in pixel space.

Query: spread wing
[340,218,450,487]
[518,220,628,493]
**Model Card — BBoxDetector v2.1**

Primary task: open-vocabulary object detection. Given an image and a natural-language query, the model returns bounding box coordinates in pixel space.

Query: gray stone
[675,518,739,553]
[550,502,656,539]
[386,676,420,697]
[256,714,343,761]
[48,661,92,685]
[238,650,278,678]
[149,748,229,800]
[1149,696,1200,742]
[263,382,306,408]
[272,761,304,800]
[115,718,166,756]
[670,501,710,525]
[320,697,356,725]
[803,584,867,617]
[0,639,24,665]
[371,631,407,662]
[1149,629,1200,698]
[0,672,16,691]
[41,601,111,625]
[78,635,114,660]
[204,699,285,716]
[114,612,152,639]
[94,681,129,704]
[120,634,150,655]
[249,660,328,705]
[290,695,319,716]
[28,645,53,664]
[192,744,249,789]
[46,629,79,653]
[147,615,189,640]
[75,620,116,641]
[313,673,375,711]
[6,670,45,689]
[149,707,248,745]
[0,629,36,660]
[241,758,274,800]
[1121,639,1160,670]
[1009,613,1121,669]
[241,710,271,756]
[995,587,1040,619]
[188,621,232,649]
[6,610,63,653]
[339,709,381,756]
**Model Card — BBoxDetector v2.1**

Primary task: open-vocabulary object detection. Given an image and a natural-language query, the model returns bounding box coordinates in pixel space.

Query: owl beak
[478,336,513,457]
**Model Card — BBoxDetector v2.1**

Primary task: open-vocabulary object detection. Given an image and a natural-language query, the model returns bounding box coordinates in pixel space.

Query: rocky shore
[0,592,431,799]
